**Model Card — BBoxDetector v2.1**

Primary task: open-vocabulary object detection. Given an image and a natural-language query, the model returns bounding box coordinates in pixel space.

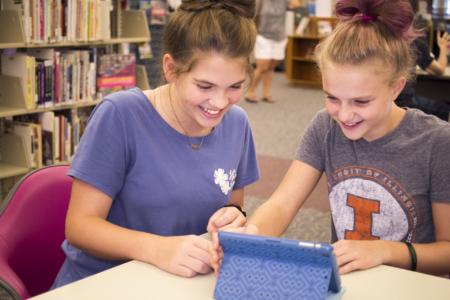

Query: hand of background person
[206,206,247,234]
[332,239,386,275]
[208,225,258,278]
[436,31,450,53]
[153,235,211,278]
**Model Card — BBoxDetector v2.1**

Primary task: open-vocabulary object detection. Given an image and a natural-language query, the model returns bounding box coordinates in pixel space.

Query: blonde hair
[315,0,420,85]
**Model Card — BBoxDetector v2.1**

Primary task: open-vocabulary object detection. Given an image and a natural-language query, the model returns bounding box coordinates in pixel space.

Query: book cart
[285,17,338,89]
[0,1,151,201]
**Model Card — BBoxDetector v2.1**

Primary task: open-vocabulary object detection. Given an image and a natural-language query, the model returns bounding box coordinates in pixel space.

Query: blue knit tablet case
[213,232,345,300]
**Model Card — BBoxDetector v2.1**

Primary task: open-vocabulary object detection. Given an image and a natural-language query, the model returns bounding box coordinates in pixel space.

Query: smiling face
[165,53,247,136]
[322,60,406,142]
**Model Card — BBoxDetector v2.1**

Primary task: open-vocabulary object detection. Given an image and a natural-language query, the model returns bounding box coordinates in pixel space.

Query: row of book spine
[1,48,97,109]
[5,109,84,169]
[4,0,112,44]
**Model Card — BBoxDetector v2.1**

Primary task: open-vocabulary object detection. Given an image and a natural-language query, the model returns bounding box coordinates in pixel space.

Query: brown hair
[159,0,257,86]
[315,0,420,85]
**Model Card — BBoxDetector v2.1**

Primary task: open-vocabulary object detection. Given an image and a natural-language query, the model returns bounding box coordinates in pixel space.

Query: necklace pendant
[191,144,201,150]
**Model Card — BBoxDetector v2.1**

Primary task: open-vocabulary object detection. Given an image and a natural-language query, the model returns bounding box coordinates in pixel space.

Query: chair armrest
[0,236,29,299]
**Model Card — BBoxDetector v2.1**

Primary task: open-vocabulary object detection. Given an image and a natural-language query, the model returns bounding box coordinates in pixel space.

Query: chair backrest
[0,165,72,299]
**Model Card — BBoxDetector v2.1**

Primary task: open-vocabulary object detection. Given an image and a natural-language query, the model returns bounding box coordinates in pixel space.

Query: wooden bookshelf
[0,8,152,183]
[285,17,339,89]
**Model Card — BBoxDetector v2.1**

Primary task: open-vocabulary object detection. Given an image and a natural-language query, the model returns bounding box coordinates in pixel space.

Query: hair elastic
[223,204,247,218]
[362,15,376,20]
[405,242,417,271]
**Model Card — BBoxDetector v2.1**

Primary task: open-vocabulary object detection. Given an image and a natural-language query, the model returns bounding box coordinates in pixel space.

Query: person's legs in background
[246,59,272,102]
[260,37,287,103]
[412,93,450,122]
[246,35,287,103]
[261,60,280,102]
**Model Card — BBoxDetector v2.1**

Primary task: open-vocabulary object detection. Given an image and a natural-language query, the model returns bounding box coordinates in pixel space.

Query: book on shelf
[99,0,111,40]
[4,48,98,109]
[9,121,44,169]
[96,53,135,99]
[88,48,97,100]
[27,48,54,107]
[53,115,61,163]
[150,0,166,25]
[317,20,333,37]
[9,107,91,166]
[137,42,153,59]
[2,0,113,43]
[36,61,45,107]
[295,17,310,36]
[294,7,309,25]
[285,11,294,36]
[40,111,55,166]
[139,0,152,25]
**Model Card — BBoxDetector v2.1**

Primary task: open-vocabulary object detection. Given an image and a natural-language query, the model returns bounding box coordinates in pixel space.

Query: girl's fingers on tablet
[208,207,244,232]
[208,247,223,278]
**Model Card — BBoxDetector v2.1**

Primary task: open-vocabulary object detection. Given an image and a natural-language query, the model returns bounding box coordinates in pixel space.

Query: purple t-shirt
[51,88,260,288]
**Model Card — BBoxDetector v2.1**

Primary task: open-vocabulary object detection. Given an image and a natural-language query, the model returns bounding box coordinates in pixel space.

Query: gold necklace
[169,99,207,150]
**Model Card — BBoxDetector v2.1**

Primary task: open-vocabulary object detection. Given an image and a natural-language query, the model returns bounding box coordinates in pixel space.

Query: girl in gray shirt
[210,0,450,277]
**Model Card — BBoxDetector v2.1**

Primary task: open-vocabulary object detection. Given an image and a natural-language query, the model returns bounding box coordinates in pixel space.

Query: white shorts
[254,35,288,60]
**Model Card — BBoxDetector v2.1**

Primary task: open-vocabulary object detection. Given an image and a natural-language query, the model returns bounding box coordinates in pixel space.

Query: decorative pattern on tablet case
[214,238,332,300]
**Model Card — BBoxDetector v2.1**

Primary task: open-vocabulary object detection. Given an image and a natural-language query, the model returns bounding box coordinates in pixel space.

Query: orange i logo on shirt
[345,194,380,240]
[327,166,419,243]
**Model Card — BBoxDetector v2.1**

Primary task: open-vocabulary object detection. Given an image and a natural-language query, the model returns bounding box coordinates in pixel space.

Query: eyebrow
[194,79,246,86]
[323,90,373,100]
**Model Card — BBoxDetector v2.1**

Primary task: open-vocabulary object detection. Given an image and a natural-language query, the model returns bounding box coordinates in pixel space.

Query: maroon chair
[0,165,72,300]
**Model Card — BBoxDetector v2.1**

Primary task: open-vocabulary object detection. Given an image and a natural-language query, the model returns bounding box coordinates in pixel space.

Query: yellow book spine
[27,56,32,108]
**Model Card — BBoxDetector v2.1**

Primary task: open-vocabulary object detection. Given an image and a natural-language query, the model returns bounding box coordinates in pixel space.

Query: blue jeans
[409,93,450,122]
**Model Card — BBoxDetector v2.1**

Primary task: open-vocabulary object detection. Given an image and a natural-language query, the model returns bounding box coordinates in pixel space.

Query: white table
[30,234,450,300]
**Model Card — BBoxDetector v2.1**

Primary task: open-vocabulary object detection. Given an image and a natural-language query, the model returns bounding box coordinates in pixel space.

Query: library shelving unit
[0,7,151,182]
[285,17,339,89]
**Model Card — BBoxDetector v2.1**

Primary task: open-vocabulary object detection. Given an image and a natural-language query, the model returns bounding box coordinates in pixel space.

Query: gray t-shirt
[296,108,450,244]
[258,0,290,41]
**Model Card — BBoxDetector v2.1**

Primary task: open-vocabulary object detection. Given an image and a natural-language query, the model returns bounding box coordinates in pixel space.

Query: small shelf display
[285,17,339,89]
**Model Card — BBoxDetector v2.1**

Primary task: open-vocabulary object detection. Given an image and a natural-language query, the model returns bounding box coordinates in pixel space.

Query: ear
[391,76,406,101]
[163,54,176,83]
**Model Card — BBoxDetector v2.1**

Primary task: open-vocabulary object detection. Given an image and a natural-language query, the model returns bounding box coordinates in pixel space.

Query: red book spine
[39,0,44,41]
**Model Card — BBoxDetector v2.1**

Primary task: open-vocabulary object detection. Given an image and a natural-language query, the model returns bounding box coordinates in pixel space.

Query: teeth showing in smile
[200,106,220,115]
[344,122,360,127]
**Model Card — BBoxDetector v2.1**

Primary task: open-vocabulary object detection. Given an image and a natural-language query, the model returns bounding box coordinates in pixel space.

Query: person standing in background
[395,30,450,121]
[245,0,300,103]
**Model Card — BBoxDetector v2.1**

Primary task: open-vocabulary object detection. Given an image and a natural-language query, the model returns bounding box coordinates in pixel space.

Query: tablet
[213,232,345,300]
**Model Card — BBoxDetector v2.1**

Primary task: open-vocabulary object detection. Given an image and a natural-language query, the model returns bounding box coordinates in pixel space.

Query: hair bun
[335,0,415,40]
[179,0,256,19]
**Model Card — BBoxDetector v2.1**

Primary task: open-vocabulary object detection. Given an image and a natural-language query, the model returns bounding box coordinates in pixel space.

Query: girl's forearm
[383,240,450,275]
[66,215,162,264]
